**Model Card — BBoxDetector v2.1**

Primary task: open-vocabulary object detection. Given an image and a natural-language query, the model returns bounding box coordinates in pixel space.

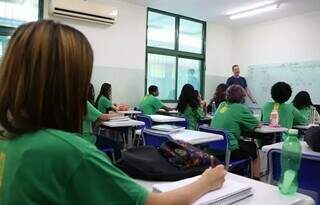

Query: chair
[101,148,116,163]
[198,125,252,177]
[142,128,172,148]
[268,149,320,203]
[134,114,153,146]
[173,117,188,128]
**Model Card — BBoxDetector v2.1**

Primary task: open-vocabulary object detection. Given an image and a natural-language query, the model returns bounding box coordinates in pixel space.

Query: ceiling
[120,0,320,26]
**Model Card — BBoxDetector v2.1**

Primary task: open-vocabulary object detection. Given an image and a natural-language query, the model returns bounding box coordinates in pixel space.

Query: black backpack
[116,146,212,181]
[305,126,320,152]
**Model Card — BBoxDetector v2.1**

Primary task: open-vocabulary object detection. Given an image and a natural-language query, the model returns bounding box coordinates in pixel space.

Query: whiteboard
[247,60,320,106]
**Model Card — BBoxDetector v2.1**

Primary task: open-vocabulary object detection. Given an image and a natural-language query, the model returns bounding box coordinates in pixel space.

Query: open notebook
[151,124,185,133]
[153,175,252,205]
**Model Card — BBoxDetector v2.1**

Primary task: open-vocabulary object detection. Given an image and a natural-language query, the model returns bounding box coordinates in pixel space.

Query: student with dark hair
[262,82,308,128]
[208,83,228,112]
[177,84,206,130]
[96,83,118,113]
[0,20,226,205]
[211,85,261,179]
[88,83,95,105]
[140,85,173,114]
[292,91,320,123]
[195,90,207,114]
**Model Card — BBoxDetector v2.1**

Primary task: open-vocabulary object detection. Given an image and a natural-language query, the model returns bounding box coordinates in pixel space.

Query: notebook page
[153,175,251,205]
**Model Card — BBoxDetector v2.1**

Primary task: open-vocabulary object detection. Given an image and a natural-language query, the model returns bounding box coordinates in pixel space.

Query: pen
[210,155,214,168]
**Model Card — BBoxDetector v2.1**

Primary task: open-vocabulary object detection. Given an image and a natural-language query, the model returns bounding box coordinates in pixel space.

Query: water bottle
[278,129,301,195]
[270,103,280,127]
[211,101,216,115]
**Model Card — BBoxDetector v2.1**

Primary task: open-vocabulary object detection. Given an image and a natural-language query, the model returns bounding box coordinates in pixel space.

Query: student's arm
[111,105,119,111]
[293,107,308,125]
[98,113,123,121]
[162,105,173,112]
[145,165,226,205]
[239,106,260,132]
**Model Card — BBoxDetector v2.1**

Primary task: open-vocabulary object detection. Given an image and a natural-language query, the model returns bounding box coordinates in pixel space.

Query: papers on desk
[151,124,185,133]
[153,175,252,205]
[109,116,130,122]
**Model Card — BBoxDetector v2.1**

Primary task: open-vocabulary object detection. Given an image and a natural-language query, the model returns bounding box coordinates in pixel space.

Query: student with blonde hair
[0,20,225,205]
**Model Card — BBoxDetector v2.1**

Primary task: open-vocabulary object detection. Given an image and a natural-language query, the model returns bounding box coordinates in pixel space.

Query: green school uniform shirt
[83,101,102,144]
[0,129,148,205]
[140,94,164,115]
[97,96,112,113]
[211,102,259,151]
[262,102,308,128]
[182,105,205,130]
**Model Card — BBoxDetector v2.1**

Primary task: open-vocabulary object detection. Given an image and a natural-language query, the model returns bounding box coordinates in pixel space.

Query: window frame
[145,8,206,102]
[0,0,44,58]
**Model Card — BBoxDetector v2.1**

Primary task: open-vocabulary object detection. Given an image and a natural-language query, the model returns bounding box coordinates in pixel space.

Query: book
[109,116,130,122]
[153,176,252,205]
[151,124,185,133]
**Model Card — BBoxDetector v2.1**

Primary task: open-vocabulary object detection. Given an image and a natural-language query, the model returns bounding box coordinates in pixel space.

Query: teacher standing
[226,65,256,103]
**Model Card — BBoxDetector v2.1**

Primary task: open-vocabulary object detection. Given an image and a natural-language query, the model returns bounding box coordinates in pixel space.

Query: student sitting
[88,83,95,105]
[96,83,118,113]
[84,99,123,160]
[211,85,261,179]
[292,91,320,123]
[195,90,207,114]
[262,82,308,128]
[207,83,227,112]
[177,84,206,130]
[0,20,226,205]
[140,85,172,114]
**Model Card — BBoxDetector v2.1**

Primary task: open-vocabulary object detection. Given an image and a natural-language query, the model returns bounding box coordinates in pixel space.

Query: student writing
[0,20,226,205]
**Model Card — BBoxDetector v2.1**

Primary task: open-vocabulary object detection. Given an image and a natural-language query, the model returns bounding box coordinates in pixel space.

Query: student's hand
[257,123,263,128]
[199,165,226,192]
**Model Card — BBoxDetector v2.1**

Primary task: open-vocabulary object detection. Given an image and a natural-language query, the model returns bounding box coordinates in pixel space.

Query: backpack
[116,145,218,181]
[305,126,320,152]
[159,140,219,169]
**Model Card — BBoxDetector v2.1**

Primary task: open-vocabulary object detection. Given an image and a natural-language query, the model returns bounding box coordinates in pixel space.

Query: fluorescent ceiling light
[226,1,275,15]
[229,4,279,20]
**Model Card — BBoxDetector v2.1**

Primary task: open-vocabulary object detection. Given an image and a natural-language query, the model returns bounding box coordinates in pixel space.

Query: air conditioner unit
[49,0,118,25]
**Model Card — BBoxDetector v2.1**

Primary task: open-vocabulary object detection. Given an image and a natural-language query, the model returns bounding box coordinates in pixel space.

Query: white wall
[232,11,320,76]
[206,23,233,77]
[45,0,147,106]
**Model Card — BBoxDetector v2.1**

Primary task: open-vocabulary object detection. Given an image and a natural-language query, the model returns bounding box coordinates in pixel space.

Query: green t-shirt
[140,94,164,115]
[83,101,102,144]
[211,102,259,151]
[262,102,308,128]
[97,96,112,113]
[182,105,205,130]
[0,129,148,205]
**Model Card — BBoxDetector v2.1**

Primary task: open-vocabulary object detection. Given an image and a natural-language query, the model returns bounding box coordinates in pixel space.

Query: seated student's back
[177,84,205,130]
[96,83,114,113]
[140,85,172,114]
[262,82,308,128]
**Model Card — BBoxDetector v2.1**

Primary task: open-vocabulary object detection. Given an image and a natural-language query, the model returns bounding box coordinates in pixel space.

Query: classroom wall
[205,23,233,101]
[44,0,147,106]
[232,11,320,76]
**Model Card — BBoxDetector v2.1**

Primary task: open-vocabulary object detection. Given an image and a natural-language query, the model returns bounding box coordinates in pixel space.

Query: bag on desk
[159,140,220,169]
[305,126,320,152]
[116,146,212,181]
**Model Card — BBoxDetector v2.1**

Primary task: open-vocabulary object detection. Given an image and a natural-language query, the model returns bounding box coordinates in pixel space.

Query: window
[0,0,43,59]
[146,8,206,101]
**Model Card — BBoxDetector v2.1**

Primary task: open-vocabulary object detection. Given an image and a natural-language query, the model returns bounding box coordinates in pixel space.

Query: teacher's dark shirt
[226,76,247,88]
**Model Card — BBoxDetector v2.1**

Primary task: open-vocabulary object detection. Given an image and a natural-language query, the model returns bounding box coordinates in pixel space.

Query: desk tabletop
[148,114,186,123]
[293,124,319,130]
[255,125,288,134]
[135,172,314,205]
[262,141,320,157]
[118,110,142,115]
[169,129,223,145]
[102,119,145,128]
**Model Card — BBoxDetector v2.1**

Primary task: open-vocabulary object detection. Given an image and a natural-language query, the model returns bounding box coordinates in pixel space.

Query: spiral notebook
[153,175,253,205]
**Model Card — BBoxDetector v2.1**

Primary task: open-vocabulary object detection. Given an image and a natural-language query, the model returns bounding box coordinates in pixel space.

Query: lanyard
[273,103,280,111]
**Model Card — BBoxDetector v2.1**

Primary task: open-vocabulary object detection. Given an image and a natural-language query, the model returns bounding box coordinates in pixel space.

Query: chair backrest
[143,129,172,148]
[136,114,153,129]
[198,125,230,168]
[268,149,320,194]
[173,117,188,128]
